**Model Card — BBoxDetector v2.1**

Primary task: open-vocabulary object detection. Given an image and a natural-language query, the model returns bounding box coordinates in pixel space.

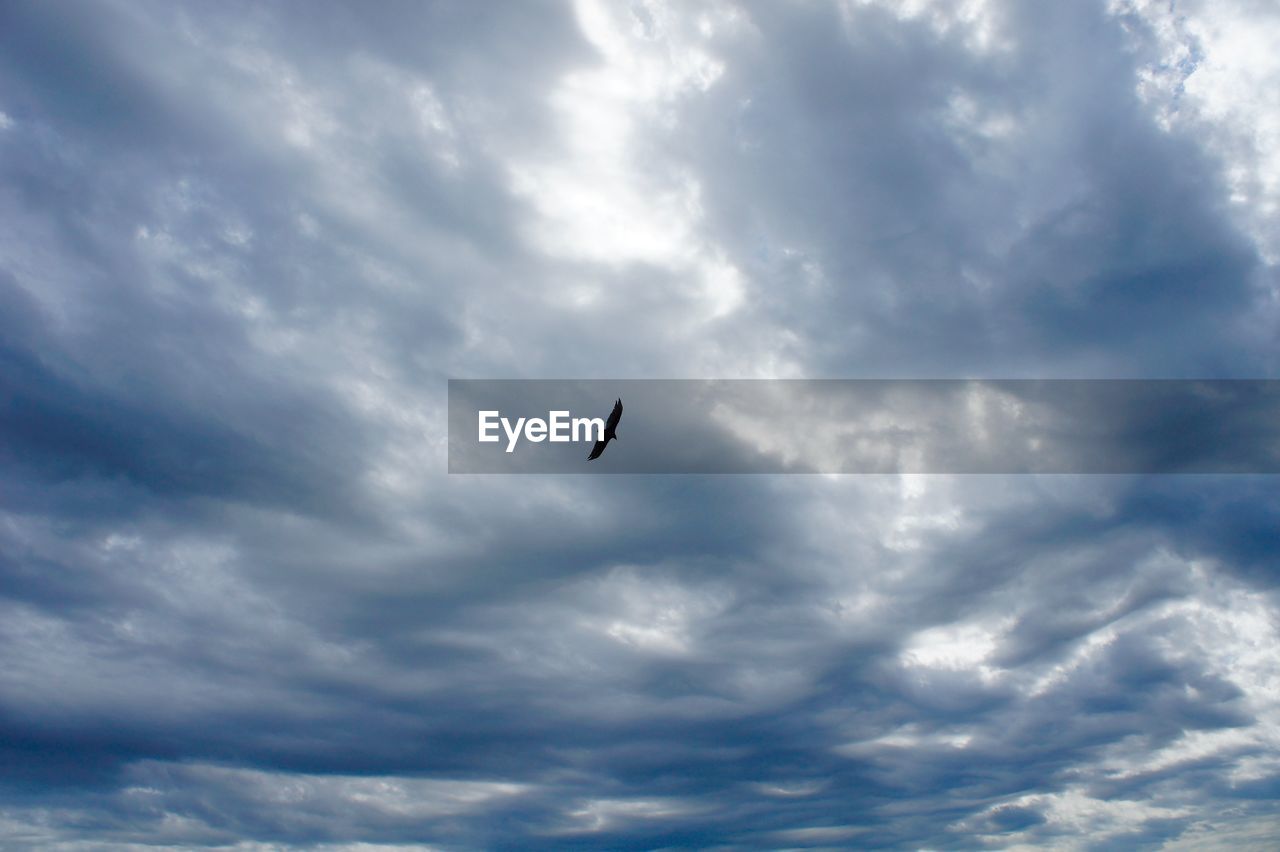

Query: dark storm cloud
[1,0,1278,849]
[670,0,1273,377]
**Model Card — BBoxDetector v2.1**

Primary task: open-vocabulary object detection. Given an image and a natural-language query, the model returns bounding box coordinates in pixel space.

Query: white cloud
[508,0,744,320]
[1118,0,1280,263]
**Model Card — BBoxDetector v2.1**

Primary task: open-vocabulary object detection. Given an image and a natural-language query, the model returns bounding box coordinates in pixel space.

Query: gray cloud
[1,0,1278,849]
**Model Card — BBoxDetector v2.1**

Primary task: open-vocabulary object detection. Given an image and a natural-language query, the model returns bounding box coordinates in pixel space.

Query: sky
[1,0,1279,848]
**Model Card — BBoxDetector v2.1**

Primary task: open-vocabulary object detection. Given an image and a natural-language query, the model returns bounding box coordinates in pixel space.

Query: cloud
[0,0,1278,848]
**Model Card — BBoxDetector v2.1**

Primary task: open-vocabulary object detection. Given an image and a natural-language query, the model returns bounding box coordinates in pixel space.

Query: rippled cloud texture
[2,0,1279,848]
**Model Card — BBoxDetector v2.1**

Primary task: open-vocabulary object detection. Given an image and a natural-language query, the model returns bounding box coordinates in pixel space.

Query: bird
[587,398,623,460]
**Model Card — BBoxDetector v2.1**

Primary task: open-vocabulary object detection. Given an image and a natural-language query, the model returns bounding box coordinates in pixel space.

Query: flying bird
[587,398,623,460]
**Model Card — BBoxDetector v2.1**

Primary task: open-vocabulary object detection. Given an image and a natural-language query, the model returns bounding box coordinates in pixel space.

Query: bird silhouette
[587,398,623,460]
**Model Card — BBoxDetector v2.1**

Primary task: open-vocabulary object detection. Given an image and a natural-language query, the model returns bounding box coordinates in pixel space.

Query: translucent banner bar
[447,380,1280,474]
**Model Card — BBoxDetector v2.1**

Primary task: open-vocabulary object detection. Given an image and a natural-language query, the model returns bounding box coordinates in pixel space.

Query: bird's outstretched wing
[587,398,623,460]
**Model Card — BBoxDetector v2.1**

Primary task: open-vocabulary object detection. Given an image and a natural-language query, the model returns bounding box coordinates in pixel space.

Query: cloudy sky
[2,0,1279,848]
